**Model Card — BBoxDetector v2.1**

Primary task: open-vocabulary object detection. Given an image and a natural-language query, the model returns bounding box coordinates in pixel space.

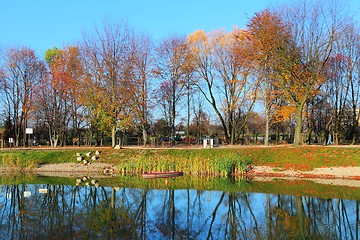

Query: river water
[0,175,359,239]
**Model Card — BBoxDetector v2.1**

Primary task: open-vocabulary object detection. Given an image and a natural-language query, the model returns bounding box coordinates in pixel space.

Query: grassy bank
[1,146,360,176]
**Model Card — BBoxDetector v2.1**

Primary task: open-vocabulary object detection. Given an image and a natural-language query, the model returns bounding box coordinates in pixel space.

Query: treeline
[0,0,359,147]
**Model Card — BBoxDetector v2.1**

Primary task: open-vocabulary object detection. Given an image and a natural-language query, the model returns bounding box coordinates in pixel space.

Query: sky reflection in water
[0,177,359,239]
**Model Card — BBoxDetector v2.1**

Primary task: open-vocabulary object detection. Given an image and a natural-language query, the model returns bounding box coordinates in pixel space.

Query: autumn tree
[80,19,134,147]
[257,1,342,146]
[246,112,265,143]
[41,47,66,147]
[187,29,258,144]
[64,46,86,145]
[36,46,83,147]
[0,47,45,147]
[152,118,171,139]
[248,9,289,145]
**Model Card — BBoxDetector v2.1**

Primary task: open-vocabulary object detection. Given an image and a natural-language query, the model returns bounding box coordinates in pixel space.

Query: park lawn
[236,146,360,170]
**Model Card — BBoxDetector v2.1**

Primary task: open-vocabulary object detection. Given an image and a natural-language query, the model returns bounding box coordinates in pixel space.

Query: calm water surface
[0,176,359,240]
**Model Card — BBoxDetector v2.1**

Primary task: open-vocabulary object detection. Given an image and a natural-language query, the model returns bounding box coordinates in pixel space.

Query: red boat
[142,171,183,179]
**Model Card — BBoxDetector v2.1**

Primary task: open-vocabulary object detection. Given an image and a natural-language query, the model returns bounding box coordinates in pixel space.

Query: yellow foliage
[274,105,296,122]
[187,29,207,43]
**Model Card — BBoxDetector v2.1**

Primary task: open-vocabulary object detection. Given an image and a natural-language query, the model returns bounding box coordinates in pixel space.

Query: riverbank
[1,145,359,180]
[23,162,360,188]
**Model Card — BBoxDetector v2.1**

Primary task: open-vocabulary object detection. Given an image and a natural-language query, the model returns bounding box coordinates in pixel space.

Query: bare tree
[0,47,45,147]
[80,19,134,147]
[323,21,360,144]
[130,33,154,146]
[153,35,190,145]
[187,29,259,144]
[338,22,360,144]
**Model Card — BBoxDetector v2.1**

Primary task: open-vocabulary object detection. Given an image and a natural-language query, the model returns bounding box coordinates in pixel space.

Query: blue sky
[0,0,359,57]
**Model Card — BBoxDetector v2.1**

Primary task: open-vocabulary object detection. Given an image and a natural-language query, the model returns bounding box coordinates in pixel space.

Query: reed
[113,149,252,176]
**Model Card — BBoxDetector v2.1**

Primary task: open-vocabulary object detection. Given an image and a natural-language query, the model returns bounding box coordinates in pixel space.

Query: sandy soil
[248,165,360,178]
[33,162,116,173]
[1,162,116,178]
[246,165,360,187]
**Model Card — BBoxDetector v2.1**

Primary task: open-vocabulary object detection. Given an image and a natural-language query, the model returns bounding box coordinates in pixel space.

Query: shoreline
[0,145,359,188]
[3,162,360,180]
[1,163,360,188]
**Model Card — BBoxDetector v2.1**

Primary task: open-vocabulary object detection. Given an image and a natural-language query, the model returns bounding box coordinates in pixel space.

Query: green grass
[241,146,360,170]
[0,146,359,175]
[1,150,79,169]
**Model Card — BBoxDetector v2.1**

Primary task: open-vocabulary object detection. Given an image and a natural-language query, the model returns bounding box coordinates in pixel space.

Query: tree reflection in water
[0,184,359,239]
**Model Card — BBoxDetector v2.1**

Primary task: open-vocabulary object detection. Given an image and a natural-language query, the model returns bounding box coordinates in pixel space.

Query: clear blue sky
[0,0,359,56]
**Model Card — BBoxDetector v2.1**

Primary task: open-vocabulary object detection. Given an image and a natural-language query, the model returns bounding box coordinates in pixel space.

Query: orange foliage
[49,46,82,99]
[273,105,296,122]
[247,9,289,64]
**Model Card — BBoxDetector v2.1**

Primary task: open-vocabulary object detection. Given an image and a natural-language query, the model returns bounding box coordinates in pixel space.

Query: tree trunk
[53,137,58,148]
[142,127,147,146]
[186,88,190,145]
[23,118,27,147]
[171,95,176,146]
[50,129,59,148]
[230,121,235,145]
[15,126,20,148]
[48,127,53,147]
[265,107,269,146]
[111,125,116,148]
[293,106,303,146]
